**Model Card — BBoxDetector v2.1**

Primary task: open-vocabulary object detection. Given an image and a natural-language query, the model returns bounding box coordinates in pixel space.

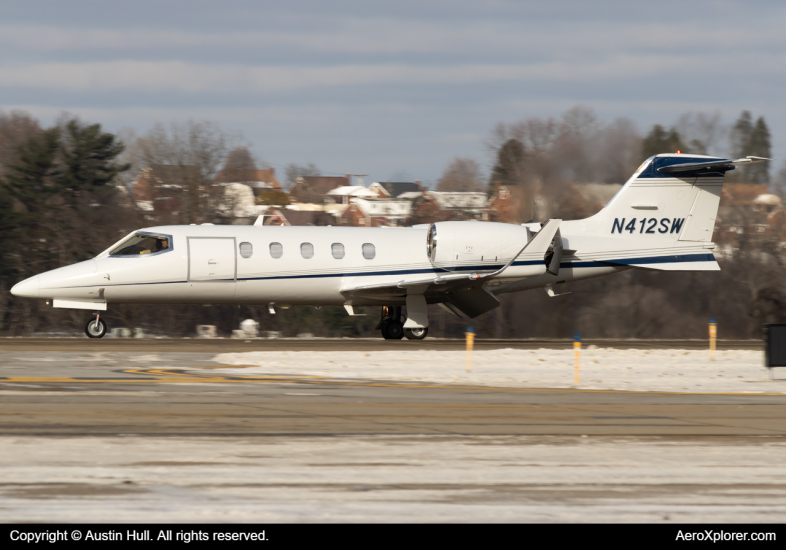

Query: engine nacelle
[427,221,533,269]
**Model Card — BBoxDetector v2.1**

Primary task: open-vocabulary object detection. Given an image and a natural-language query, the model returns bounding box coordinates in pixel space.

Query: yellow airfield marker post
[574,333,581,383]
[709,318,717,361]
[466,327,475,373]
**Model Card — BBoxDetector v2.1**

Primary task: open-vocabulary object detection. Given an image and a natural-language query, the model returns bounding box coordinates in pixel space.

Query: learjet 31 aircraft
[10,153,771,340]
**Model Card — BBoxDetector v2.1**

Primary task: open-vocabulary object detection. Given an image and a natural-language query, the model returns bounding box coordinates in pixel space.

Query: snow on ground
[213,348,784,394]
[5,435,786,522]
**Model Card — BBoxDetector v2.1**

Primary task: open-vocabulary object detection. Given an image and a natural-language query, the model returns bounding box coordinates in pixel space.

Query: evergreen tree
[641,125,686,159]
[59,120,130,200]
[488,138,525,193]
[747,117,771,183]
[0,185,17,286]
[0,128,62,280]
[730,111,771,183]
[731,111,754,158]
[3,128,60,214]
[2,120,131,279]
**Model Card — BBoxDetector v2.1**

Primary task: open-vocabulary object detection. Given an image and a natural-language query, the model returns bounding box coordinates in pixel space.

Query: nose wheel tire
[85,317,107,338]
[380,320,404,340]
[404,327,428,340]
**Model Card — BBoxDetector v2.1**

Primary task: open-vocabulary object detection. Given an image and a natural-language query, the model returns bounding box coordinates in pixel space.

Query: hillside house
[408,191,488,225]
[289,175,351,204]
[338,198,413,227]
[213,168,282,194]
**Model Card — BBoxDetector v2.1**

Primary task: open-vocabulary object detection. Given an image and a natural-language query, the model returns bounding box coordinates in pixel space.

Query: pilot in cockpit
[155,238,169,253]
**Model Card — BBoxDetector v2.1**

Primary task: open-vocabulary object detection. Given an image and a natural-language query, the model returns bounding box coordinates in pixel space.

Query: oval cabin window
[331,243,345,259]
[301,243,314,259]
[269,242,283,259]
[239,242,253,258]
[362,243,375,260]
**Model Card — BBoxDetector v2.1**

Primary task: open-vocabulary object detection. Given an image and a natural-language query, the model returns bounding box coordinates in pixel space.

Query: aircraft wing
[657,156,771,174]
[341,271,487,295]
[340,219,562,316]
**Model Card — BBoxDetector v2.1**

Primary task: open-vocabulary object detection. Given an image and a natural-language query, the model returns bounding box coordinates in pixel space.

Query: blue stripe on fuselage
[595,253,715,267]
[50,254,716,289]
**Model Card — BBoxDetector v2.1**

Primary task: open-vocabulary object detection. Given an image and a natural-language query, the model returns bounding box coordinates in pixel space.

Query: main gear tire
[404,327,428,340]
[381,320,404,340]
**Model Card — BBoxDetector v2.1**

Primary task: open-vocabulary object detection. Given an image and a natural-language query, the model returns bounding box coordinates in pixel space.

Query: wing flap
[447,286,501,318]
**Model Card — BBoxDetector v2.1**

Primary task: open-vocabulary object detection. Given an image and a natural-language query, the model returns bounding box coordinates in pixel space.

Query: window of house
[362,243,375,260]
[301,242,314,259]
[239,242,253,258]
[332,243,345,259]
[270,242,283,259]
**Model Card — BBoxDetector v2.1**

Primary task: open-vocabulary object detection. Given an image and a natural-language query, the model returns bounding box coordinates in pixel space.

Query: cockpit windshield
[110,233,171,256]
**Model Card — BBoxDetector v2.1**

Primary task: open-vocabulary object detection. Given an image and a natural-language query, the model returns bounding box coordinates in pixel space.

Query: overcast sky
[2,0,785,184]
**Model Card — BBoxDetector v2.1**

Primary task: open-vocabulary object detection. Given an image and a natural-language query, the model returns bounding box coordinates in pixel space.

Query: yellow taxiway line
[1,364,786,397]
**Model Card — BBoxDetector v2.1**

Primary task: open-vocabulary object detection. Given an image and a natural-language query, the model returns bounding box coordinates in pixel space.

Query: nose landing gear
[85,313,107,338]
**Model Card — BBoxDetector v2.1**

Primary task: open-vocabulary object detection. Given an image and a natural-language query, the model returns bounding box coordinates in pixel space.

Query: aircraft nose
[10,275,39,298]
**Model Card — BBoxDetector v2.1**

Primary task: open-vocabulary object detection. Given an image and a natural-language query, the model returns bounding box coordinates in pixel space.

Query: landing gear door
[188,237,237,283]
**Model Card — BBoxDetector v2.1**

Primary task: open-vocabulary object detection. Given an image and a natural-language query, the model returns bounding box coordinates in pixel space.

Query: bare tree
[284,162,320,189]
[126,121,239,223]
[675,111,726,156]
[589,117,642,183]
[436,157,484,192]
[224,147,258,172]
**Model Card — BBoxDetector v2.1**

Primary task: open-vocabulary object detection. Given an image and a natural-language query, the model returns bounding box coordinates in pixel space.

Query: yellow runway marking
[1,364,786,397]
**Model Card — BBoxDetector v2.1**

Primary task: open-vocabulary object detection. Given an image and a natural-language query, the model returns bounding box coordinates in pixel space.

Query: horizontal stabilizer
[658,156,771,174]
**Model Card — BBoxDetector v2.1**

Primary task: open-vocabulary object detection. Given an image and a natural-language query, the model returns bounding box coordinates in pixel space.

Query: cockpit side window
[110,233,172,256]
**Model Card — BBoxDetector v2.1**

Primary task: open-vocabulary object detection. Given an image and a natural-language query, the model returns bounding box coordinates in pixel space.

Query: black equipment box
[764,324,786,369]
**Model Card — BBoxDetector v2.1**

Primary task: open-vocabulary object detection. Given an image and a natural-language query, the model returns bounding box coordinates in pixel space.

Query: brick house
[715,183,785,249]
[487,183,515,223]
[213,168,282,194]
[261,208,334,226]
[131,164,203,221]
[338,198,413,227]
[132,164,201,202]
[289,175,351,204]
[408,191,488,225]
[373,181,422,197]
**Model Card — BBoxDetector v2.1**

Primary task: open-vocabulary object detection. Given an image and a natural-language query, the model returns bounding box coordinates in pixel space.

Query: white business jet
[11,153,770,340]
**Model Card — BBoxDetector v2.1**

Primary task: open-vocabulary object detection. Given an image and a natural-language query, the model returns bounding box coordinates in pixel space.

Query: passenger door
[187,237,237,302]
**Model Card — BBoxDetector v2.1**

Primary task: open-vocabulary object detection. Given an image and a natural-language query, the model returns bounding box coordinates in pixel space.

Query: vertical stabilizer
[588,154,770,271]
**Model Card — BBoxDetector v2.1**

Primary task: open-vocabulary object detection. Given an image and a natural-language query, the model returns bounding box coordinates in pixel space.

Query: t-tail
[572,153,771,271]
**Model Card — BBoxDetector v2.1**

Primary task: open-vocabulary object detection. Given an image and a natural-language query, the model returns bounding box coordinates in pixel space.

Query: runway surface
[2,351,786,437]
[0,336,763,352]
[1,348,786,522]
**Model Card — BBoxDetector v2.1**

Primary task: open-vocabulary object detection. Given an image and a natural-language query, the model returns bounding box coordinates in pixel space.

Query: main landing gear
[85,313,107,338]
[378,306,403,339]
[404,327,428,340]
[376,306,429,340]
